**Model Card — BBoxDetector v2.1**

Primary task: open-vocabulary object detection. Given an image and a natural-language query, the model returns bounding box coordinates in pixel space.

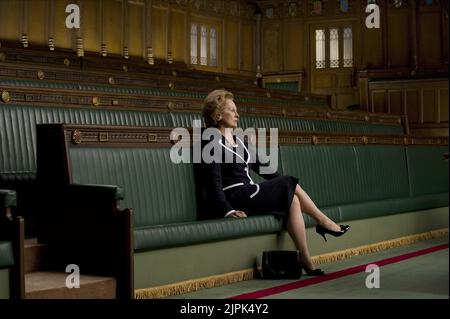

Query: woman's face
[218,99,239,129]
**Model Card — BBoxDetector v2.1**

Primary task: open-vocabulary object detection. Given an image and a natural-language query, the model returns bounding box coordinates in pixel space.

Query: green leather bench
[279,143,448,227]
[0,102,403,240]
[35,124,448,294]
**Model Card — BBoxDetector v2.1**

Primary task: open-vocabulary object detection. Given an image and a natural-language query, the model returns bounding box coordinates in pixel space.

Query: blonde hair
[202,89,234,128]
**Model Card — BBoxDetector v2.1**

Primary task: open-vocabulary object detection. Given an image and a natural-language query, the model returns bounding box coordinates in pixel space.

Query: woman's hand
[228,211,247,218]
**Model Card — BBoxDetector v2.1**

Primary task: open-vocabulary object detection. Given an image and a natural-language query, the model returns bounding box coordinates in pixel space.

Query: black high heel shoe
[316,224,350,242]
[302,266,325,276]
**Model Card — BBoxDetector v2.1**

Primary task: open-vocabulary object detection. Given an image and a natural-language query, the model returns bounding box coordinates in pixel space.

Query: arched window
[190,23,218,68]
[315,26,353,69]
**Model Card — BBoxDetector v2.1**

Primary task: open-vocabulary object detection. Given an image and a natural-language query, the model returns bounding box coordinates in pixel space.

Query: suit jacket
[195,128,279,219]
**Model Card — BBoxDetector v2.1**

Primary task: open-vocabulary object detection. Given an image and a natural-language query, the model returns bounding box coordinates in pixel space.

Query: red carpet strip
[229,243,449,299]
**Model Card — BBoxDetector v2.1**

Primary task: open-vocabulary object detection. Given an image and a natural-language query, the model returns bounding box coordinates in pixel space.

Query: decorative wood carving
[60,124,448,148]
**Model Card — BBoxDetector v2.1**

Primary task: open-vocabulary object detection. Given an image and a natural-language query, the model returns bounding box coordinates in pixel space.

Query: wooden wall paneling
[422,88,437,124]
[54,0,72,49]
[388,90,403,115]
[151,6,167,60]
[169,9,185,64]
[122,0,129,58]
[28,0,46,46]
[278,12,284,71]
[262,21,280,73]
[382,0,388,67]
[418,5,442,66]
[82,0,100,52]
[387,4,409,67]
[313,73,334,90]
[225,18,239,71]
[0,0,20,42]
[128,1,144,59]
[409,0,418,69]
[283,19,302,71]
[144,0,153,63]
[241,21,253,72]
[336,93,355,110]
[405,89,420,124]
[441,0,449,63]
[371,90,387,113]
[439,88,449,124]
[45,0,55,50]
[103,0,122,54]
[21,0,28,46]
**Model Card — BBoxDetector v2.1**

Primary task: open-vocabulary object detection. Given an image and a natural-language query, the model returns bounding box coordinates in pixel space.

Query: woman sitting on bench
[199,89,350,275]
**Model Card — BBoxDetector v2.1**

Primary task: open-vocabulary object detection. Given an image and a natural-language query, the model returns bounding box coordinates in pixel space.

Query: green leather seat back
[239,115,403,135]
[313,121,403,135]
[170,112,203,128]
[68,147,198,226]
[240,116,315,131]
[0,105,171,176]
[406,146,449,196]
[279,145,409,207]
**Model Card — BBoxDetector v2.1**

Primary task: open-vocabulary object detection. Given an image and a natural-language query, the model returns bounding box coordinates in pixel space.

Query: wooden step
[24,238,48,273]
[25,271,117,299]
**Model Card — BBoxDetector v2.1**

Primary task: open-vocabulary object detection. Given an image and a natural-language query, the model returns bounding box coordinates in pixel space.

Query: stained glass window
[315,29,326,69]
[329,28,339,68]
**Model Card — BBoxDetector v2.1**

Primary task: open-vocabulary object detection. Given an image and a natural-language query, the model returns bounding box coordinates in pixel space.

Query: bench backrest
[68,146,197,226]
[280,144,410,207]
[36,125,198,227]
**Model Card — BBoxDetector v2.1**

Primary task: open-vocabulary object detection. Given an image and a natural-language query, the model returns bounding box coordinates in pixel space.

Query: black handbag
[261,250,302,279]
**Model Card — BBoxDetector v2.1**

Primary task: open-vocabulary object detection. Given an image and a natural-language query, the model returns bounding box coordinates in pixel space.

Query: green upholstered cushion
[134,215,283,251]
[69,147,198,226]
[279,145,410,207]
[0,189,17,208]
[0,241,14,268]
[406,146,449,196]
[338,193,448,222]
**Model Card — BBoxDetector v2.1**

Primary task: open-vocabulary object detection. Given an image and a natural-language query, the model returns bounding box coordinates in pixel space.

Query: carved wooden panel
[28,0,46,45]
[83,0,101,52]
[406,89,420,124]
[283,20,302,71]
[152,7,167,60]
[103,0,122,54]
[241,22,253,72]
[422,89,438,123]
[171,10,185,63]
[225,19,239,71]
[262,22,280,72]
[129,2,144,58]
[372,90,386,113]
[387,7,410,67]
[419,9,442,66]
[388,90,403,115]
[336,93,354,110]
[314,73,334,89]
[439,88,449,124]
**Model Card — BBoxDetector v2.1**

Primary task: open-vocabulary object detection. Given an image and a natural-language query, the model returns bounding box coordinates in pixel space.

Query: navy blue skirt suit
[197,131,299,219]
